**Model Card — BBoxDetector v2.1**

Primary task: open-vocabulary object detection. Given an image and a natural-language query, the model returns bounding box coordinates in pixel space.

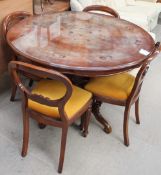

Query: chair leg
[135,98,140,124]
[21,109,29,157]
[123,105,131,147]
[28,79,34,87]
[79,115,85,131]
[82,105,92,137]
[10,83,17,102]
[38,123,46,129]
[58,126,68,174]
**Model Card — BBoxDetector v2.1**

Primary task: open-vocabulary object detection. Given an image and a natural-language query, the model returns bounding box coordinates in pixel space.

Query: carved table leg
[92,100,112,134]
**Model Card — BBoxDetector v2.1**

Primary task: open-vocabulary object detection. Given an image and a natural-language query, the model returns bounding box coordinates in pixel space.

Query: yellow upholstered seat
[28,79,92,119]
[85,73,135,100]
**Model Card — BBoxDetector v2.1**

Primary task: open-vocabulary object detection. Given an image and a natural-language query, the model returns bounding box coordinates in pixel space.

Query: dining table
[7,11,155,133]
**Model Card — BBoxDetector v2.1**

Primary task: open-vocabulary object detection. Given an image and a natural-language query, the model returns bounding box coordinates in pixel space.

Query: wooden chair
[32,0,70,15]
[2,11,31,38]
[9,61,92,173]
[84,42,160,146]
[33,0,54,15]
[83,5,120,18]
[2,11,34,101]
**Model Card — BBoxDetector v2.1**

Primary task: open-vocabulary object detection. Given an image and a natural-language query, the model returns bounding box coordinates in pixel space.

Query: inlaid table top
[7,11,155,76]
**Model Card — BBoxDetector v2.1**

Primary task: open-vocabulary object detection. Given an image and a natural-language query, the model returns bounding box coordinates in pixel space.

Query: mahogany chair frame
[32,0,57,15]
[33,0,53,14]
[2,11,34,101]
[91,42,160,146]
[2,11,31,38]
[83,5,120,18]
[9,61,92,173]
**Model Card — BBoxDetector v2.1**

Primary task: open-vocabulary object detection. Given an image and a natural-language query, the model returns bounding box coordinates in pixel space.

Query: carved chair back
[33,0,54,15]
[83,5,120,18]
[9,61,73,123]
[127,42,160,105]
[2,11,35,83]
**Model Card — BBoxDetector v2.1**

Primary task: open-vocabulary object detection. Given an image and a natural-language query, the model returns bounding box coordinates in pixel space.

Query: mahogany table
[7,11,155,133]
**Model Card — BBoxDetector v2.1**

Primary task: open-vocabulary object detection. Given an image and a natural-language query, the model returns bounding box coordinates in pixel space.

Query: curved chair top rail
[9,61,73,111]
[45,0,54,5]
[83,5,120,18]
[128,42,160,105]
[2,11,32,40]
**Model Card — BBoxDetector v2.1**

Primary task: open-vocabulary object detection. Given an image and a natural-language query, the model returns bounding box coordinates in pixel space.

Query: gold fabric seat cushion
[85,73,135,100]
[28,80,92,119]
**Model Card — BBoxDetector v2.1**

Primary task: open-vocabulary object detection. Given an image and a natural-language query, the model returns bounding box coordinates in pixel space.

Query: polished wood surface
[7,11,155,76]
[83,5,120,18]
[0,0,69,76]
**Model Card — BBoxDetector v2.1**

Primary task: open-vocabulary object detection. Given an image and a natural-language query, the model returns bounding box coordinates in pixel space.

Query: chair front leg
[58,126,68,173]
[123,104,131,147]
[135,98,140,124]
[21,108,29,157]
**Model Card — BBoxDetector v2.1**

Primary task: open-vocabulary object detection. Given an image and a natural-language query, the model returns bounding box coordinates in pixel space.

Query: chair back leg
[21,108,29,157]
[38,123,46,129]
[135,98,140,124]
[10,82,17,101]
[58,126,68,173]
[28,79,34,87]
[80,115,85,131]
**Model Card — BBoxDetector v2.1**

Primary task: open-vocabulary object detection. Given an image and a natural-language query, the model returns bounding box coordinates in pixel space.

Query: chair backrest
[45,0,54,4]
[33,0,54,15]
[2,11,31,40]
[9,61,73,122]
[83,5,120,18]
[127,42,160,105]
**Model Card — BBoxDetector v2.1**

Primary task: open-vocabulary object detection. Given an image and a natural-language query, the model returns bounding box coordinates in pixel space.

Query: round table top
[7,11,155,76]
